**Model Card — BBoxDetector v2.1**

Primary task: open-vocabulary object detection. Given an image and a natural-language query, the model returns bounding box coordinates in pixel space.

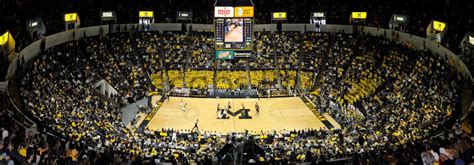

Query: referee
[192,119,199,132]
[255,103,260,116]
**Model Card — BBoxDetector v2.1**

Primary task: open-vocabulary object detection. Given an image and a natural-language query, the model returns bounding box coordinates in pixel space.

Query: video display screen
[224,18,244,42]
[215,18,252,50]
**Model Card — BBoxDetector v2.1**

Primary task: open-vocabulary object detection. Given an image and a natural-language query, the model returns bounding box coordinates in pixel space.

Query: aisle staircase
[311,32,333,90]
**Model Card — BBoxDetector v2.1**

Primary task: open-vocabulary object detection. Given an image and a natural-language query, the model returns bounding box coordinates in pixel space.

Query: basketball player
[192,119,199,132]
[182,102,187,112]
[164,91,170,102]
[217,103,221,119]
[255,103,260,116]
[179,98,184,110]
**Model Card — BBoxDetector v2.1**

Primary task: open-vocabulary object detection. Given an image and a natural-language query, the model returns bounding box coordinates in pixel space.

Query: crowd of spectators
[162,32,188,69]
[189,32,213,69]
[5,29,469,164]
[1,93,226,164]
[270,32,301,70]
[0,0,472,164]
[251,32,274,69]
[308,32,469,163]
[14,33,228,164]
[0,0,472,160]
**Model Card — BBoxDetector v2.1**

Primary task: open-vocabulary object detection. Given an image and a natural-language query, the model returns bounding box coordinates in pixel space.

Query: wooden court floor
[145,97,327,133]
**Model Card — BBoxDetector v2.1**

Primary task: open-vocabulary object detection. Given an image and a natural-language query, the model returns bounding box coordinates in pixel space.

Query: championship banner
[139,11,154,18]
[433,20,446,31]
[216,50,235,60]
[351,12,367,19]
[214,7,234,18]
[234,6,254,18]
[64,13,78,22]
[272,12,287,20]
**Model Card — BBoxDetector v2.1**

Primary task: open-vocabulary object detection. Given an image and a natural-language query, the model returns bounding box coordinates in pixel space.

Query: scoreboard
[214,6,254,58]
[215,18,253,50]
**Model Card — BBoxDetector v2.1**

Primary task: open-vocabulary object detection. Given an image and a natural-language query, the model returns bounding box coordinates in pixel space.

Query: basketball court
[144,96,328,133]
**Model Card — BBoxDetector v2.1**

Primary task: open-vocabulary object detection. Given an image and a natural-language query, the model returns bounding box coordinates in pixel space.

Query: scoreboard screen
[215,18,253,50]
[225,18,243,42]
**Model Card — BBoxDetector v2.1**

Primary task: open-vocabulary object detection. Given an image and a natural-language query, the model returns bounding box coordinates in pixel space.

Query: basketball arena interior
[1,0,474,164]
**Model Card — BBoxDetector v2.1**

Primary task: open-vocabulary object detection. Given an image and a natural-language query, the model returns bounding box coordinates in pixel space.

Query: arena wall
[18,40,41,64]
[254,24,277,32]
[187,24,213,32]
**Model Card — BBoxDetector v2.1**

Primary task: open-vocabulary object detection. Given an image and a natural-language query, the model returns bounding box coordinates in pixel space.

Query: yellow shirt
[19,148,27,157]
